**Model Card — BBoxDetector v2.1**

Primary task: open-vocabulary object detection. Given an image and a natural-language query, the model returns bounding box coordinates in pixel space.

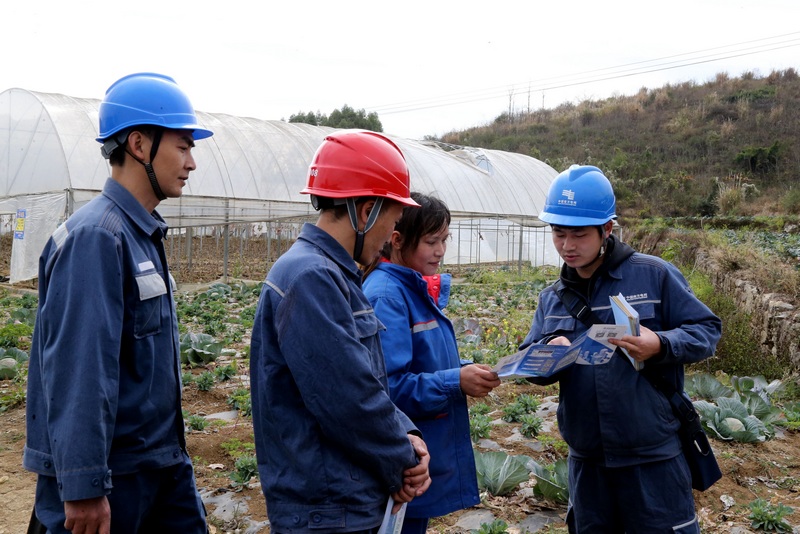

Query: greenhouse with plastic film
[0,87,563,284]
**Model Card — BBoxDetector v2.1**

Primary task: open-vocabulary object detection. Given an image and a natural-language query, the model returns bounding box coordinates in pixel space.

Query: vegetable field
[2,264,800,533]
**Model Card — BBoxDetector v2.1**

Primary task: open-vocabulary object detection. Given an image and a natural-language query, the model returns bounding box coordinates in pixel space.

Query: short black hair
[381,191,450,260]
[550,224,606,237]
[107,126,161,167]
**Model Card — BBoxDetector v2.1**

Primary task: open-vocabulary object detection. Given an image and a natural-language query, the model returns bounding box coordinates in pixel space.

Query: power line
[368,32,800,116]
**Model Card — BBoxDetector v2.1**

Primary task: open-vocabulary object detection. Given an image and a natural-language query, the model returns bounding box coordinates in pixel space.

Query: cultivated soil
[3,234,800,533]
[4,378,800,533]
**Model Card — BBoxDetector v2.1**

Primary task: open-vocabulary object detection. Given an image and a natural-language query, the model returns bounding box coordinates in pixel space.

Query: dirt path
[0,406,36,534]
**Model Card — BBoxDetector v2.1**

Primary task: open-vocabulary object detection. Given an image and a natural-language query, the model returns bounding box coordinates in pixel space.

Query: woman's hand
[460,364,501,397]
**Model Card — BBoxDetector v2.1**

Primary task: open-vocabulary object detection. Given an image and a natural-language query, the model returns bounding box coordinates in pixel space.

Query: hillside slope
[440,69,800,219]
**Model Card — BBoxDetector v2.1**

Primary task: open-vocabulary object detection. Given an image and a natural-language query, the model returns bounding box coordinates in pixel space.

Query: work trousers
[567,454,699,534]
[32,454,207,534]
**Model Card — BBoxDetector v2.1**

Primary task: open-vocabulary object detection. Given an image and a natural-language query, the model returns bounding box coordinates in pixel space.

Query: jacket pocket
[631,301,656,321]
[353,308,381,338]
[541,315,577,337]
[134,272,165,338]
[353,309,386,381]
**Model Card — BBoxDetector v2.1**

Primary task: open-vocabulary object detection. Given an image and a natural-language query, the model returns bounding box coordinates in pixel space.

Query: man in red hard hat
[250,130,431,533]
[24,73,212,534]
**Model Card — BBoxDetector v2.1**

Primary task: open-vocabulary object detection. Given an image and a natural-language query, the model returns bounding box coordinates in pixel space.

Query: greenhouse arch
[1,88,561,283]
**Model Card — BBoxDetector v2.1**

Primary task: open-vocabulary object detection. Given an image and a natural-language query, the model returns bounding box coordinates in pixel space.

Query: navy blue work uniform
[250,223,420,533]
[24,178,206,533]
[521,235,722,534]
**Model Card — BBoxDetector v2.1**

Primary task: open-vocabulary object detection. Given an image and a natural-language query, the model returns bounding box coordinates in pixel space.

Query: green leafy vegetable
[474,450,531,496]
[529,458,569,504]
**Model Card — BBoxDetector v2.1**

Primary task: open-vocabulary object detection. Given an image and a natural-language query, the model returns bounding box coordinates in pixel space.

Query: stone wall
[696,251,800,370]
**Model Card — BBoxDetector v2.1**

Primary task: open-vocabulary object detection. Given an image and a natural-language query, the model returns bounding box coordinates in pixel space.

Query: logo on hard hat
[557,189,577,207]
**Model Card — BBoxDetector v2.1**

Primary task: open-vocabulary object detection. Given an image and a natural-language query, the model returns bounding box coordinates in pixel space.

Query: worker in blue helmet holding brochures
[519,165,722,533]
[24,73,213,534]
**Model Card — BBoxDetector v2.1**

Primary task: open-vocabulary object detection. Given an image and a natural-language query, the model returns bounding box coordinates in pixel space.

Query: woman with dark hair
[364,192,500,534]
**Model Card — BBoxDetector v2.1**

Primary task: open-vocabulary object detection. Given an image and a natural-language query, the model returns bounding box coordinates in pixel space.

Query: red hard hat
[301,130,419,207]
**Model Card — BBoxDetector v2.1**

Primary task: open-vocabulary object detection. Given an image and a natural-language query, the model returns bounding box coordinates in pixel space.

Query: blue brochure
[493,324,628,379]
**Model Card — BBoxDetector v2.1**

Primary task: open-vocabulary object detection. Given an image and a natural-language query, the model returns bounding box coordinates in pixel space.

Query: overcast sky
[2,0,799,140]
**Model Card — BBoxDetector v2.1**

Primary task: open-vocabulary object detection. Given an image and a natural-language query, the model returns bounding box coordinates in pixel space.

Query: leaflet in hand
[492,324,628,379]
[377,498,406,534]
[609,293,644,371]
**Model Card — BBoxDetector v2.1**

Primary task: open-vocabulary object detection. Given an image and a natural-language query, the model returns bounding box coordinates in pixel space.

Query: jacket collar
[560,233,636,293]
[101,178,168,239]
[298,223,362,280]
[375,262,452,309]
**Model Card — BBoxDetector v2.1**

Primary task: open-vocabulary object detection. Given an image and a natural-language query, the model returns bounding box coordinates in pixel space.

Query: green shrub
[517,394,540,413]
[473,520,509,534]
[519,414,544,438]
[195,371,215,392]
[781,188,800,214]
[748,498,793,532]
[214,362,237,381]
[717,186,742,215]
[230,455,259,490]
[470,413,492,442]
[0,323,33,349]
[537,434,569,456]
[220,437,256,460]
[186,414,209,432]
[501,402,527,423]
[469,402,491,416]
[501,395,539,423]
[781,402,800,431]
[0,385,26,413]
[685,271,781,378]
[227,388,252,417]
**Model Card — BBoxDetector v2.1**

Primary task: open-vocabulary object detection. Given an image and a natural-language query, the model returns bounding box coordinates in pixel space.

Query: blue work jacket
[363,262,480,519]
[24,178,186,502]
[520,236,722,468]
[249,223,419,533]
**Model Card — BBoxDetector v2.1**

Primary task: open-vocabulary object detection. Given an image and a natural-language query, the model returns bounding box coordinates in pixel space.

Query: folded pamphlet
[493,324,628,379]
[377,498,407,534]
[609,293,643,371]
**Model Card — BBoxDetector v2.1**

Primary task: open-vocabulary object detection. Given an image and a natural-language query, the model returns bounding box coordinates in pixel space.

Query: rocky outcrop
[696,251,800,369]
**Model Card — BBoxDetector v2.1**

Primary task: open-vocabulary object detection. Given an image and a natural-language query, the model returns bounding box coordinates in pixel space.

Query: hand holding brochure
[609,293,644,371]
[493,324,628,379]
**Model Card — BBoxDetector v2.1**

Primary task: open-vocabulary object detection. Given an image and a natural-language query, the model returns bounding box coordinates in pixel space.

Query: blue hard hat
[539,165,616,226]
[96,72,213,143]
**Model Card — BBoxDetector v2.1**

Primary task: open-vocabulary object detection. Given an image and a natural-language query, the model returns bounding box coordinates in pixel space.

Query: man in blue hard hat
[519,165,722,533]
[24,73,213,534]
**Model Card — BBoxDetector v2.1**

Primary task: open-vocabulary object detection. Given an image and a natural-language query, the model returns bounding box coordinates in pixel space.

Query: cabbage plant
[687,372,786,442]
[180,332,223,367]
[0,347,29,380]
[474,450,531,496]
[529,457,569,504]
[695,397,770,442]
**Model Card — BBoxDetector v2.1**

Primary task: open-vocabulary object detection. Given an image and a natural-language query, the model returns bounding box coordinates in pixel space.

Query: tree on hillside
[288,111,325,126]
[289,105,383,132]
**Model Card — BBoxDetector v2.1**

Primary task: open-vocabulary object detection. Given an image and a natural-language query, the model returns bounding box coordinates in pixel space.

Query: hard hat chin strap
[126,129,167,201]
[346,197,384,261]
